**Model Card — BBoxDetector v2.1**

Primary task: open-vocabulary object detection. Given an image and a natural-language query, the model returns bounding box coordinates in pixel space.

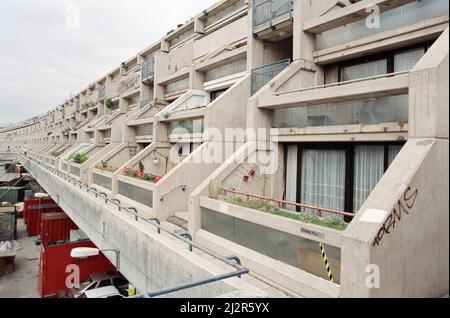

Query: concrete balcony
[258,71,409,109]
[310,0,448,64]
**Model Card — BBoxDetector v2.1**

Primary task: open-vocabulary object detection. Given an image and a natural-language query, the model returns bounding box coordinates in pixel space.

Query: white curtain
[388,145,403,166]
[394,48,425,72]
[353,145,385,213]
[300,149,346,217]
[285,145,298,211]
[341,59,387,81]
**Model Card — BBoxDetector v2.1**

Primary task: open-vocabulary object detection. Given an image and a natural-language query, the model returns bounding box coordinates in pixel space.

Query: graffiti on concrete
[372,186,418,247]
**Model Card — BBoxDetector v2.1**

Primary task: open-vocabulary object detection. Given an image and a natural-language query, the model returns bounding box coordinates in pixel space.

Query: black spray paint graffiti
[372,186,419,247]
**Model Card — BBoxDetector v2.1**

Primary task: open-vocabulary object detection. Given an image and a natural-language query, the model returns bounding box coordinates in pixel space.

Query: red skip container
[23,197,63,236]
[40,212,78,247]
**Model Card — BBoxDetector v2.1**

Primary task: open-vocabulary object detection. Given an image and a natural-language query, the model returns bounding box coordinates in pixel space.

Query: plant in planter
[73,153,88,164]
[143,174,156,182]
[162,112,171,119]
[105,98,114,109]
[122,167,161,183]
[50,151,61,157]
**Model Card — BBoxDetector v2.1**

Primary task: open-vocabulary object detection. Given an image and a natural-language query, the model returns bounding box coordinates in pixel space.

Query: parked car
[69,271,129,298]
[83,286,126,298]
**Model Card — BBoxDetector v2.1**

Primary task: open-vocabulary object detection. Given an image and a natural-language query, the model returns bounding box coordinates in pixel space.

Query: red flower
[154,176,162,183]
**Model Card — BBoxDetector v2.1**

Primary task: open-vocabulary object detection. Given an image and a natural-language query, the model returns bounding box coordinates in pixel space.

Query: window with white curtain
[388,145,403,166]
[328,42,433,84]
[285,145,298,211]
[300,149,346,215]
[341,59,387,81]
[285,143,405,217]
[394,48,425,72]
[353,145,385,213]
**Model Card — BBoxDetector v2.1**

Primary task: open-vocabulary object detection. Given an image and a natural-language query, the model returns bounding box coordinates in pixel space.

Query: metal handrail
[132,267,249,298]
[179,233,193,252]
[160,184,187,202]
[219,188,355,218]
[13,152,249,298]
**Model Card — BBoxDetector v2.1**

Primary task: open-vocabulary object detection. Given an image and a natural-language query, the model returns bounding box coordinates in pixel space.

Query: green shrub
[105,98,114,109]
[221,196,348,231]
[73,153,89,164]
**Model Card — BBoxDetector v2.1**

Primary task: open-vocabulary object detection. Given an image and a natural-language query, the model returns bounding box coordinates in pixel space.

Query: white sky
[0,0,218,126]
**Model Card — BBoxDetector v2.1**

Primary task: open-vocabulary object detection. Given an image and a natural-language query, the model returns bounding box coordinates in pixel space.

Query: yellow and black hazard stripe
[319,243,334,283]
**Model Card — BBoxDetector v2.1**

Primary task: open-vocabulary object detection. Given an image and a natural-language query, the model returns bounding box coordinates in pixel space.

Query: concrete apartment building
[1,0,448,298]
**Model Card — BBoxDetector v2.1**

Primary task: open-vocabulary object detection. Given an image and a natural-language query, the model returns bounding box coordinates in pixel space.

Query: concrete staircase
[166,212,189,231]
[129,146,137,158]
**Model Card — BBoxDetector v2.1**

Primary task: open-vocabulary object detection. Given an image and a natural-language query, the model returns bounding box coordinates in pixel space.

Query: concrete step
[166,216,188,231]
[175,211,189,222]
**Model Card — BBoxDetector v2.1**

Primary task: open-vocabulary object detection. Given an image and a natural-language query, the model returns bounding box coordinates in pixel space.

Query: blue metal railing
[141,58,155,81]
[251,58,290,95]
[253,0,293,31]
[11,151,249,298]
[98,85,106,100]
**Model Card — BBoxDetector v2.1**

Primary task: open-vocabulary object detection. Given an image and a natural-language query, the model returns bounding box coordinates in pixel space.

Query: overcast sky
[0,0,218,127]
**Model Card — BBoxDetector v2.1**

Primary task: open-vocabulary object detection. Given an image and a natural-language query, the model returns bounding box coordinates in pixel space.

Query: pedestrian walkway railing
[12,151,250,298]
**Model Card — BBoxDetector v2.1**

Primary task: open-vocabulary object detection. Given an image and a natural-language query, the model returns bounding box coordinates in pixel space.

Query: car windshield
[73,278,93,292]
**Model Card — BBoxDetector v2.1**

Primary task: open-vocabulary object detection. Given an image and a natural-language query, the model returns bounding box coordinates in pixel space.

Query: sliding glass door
[353,145,385,212]
[300,149,346,216]
[285,142,405,218]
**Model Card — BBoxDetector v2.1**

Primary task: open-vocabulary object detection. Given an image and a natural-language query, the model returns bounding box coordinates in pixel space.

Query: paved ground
[0,218,40,298]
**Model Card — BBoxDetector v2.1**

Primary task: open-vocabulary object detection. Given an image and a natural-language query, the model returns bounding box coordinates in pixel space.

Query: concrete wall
[340,28,449,298]
[341,138,449,297]
[194,15,248,61]
[409,28,449,139]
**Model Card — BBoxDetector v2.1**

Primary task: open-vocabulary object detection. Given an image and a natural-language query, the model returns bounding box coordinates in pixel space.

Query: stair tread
[175,212,189,221]
[167,216,188,231]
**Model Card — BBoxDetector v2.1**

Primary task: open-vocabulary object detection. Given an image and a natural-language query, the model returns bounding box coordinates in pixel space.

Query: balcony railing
[273,94,408,129]
[251,59,290,95]
[141,58,155,81]
[315,0,449,50]
[253,0,293,31]
[170,119,204,135]
[219,188,354,219]
[136,124,153,137]
[98,85,106,100]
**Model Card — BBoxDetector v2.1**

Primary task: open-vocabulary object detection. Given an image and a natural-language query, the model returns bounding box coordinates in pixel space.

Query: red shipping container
[39,213,78,247]
[23,197,62,236]
[38,240,116,298]
[24,197,59,224]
